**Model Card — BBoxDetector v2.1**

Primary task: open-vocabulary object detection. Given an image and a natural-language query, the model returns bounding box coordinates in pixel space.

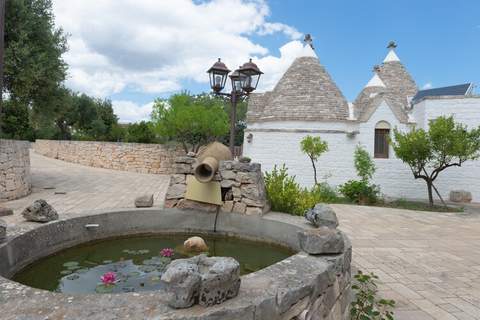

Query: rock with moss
[21,199,58,223]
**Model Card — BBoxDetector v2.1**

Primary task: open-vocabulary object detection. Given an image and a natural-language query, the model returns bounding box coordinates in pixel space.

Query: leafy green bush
[264,165,302,215]
[351,270,396,320]
[265,165,339,215]
[354,145,376,181]
[340,145,380,204]
[339,180,379,205]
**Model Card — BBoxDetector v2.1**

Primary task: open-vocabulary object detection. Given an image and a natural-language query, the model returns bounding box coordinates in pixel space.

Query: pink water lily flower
[100,272,116,285]
[160,248,174,258]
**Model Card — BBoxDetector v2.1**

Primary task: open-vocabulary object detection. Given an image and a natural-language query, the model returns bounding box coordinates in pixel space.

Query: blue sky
[53,0,480,122]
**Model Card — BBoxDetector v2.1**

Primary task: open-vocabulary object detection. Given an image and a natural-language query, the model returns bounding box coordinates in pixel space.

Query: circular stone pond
[13,233,294,294]
[0,208,352,320]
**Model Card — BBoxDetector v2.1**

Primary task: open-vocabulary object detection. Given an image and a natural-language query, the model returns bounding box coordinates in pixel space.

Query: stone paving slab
[2,151,480,319]
[332,204,480,320]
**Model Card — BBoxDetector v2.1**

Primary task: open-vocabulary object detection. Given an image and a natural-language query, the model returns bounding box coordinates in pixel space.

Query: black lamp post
[207,58,263,154]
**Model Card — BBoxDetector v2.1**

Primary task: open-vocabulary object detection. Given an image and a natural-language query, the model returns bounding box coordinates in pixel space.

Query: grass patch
[375,199,464,213]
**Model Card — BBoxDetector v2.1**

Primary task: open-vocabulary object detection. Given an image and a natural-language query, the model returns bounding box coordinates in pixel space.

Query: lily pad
[60,270,73,275]
[95,284,114,294]
[139,265,156,273]
[103,260,113,264]
[63,261,79,268]
[127,271,141,277]
[67,265,81,271]
[76,268,89,274]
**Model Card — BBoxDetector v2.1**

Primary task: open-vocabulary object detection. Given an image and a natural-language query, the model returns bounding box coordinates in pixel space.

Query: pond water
[13,234,294,294]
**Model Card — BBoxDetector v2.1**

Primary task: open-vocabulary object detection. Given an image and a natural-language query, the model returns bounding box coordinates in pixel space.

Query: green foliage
[265,165,340,215]
[340,146,379,204]
[300,135,329,185]
[2,0,67,137]
[125,121,157,144]
[339,180,379,205]
[392,116,480,206]
[151,93,229,153]
[0,100,34,140]
[354,145,376,181]
[351,270,396,320]
[264,165,303,215]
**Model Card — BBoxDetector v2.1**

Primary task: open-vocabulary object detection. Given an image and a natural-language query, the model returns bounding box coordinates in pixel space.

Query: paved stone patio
[2,151,480,319]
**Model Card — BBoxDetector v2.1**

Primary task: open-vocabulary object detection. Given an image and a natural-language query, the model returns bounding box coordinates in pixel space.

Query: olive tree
[392,116,480,206]
[300,135,328,185]
[151,93,229,153]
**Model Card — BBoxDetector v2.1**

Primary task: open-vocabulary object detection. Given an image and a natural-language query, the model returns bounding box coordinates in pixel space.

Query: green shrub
[264,165,302,215]
[265,165,339,215]
[354,145,376,181]
[339,180,379,205]
[351,270,396,320]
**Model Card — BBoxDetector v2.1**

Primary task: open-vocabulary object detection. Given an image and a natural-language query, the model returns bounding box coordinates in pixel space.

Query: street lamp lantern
[207,58,230,93]
[229,68,244,94]
[238,58,263,93]
[206,57,263,154]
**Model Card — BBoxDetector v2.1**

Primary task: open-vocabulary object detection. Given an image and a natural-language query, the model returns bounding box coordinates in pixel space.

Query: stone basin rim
[0,208,352,320]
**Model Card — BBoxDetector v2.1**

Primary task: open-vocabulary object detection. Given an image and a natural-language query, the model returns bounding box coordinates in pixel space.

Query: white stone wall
[0,140,31,202]
[34,140,184,175]
[244,97,480,202]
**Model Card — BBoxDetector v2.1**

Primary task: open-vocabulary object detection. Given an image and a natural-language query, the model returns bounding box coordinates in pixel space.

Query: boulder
[134,194,154,208]
[0,207,14,217]
[198,256,241,307]
[449,190,472,203]
[170,174,186,185]
[21,200,58,223]
[161,255,241,308]
[304,204,339,229]
[161,259,201,308]
[184,236,209,252]
[298,227,345,255]
[232,202,246,214]
[0,219,6,242]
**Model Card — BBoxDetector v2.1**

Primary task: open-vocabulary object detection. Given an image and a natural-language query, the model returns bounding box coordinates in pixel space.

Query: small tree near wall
[300,135,328,185]
[392,116,480,206]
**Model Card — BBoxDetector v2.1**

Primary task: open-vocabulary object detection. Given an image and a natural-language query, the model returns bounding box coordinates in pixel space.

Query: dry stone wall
[165,155,269,214]
[0,140,31,201]
[34,140,183,174]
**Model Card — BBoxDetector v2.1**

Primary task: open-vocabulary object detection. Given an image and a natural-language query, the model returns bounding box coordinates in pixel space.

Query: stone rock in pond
[161,254,241,308]
[304,204,339,229]
[134,194,154,208]
[0,207,14,217]
[298,227,345,255]
[198,256,241,307]
[184,236,209,252]
[0,219,6,242]
[161,259,202,308]
[21,200,58,223]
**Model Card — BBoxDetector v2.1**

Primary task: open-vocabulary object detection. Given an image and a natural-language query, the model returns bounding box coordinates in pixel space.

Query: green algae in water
[12,234,294,295]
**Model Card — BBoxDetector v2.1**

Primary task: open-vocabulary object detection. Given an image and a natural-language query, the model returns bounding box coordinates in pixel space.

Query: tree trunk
[426,180,434,207]
[310,157,318,185]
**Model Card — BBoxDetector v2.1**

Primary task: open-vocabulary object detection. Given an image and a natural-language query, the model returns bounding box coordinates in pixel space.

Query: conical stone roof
[353,47,418,123]
[247,56,349,122]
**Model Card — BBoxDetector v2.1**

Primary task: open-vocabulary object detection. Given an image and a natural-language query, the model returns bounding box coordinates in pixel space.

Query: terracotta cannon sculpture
[194,142,233,183]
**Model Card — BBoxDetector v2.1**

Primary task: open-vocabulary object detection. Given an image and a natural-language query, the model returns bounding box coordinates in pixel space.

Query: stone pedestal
[165,156,269,215]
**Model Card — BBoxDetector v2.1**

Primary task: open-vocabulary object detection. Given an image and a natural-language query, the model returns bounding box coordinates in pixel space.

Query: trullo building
[243,43,480,202]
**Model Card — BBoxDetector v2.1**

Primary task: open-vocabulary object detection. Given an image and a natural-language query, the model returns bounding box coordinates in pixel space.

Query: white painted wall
[244,97,480,203]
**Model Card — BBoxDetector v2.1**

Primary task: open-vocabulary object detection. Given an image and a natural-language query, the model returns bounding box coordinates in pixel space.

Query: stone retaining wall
[0,140,31,201]
[34,139,183,174]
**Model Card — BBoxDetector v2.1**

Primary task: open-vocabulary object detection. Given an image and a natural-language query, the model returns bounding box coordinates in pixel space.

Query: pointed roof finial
[304,34,315,50]
[387,41,397,49]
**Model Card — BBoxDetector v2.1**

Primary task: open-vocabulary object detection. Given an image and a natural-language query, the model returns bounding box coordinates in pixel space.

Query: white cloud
[422,82,433,90]
[53,0,302,98]
[113,100,154,123]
